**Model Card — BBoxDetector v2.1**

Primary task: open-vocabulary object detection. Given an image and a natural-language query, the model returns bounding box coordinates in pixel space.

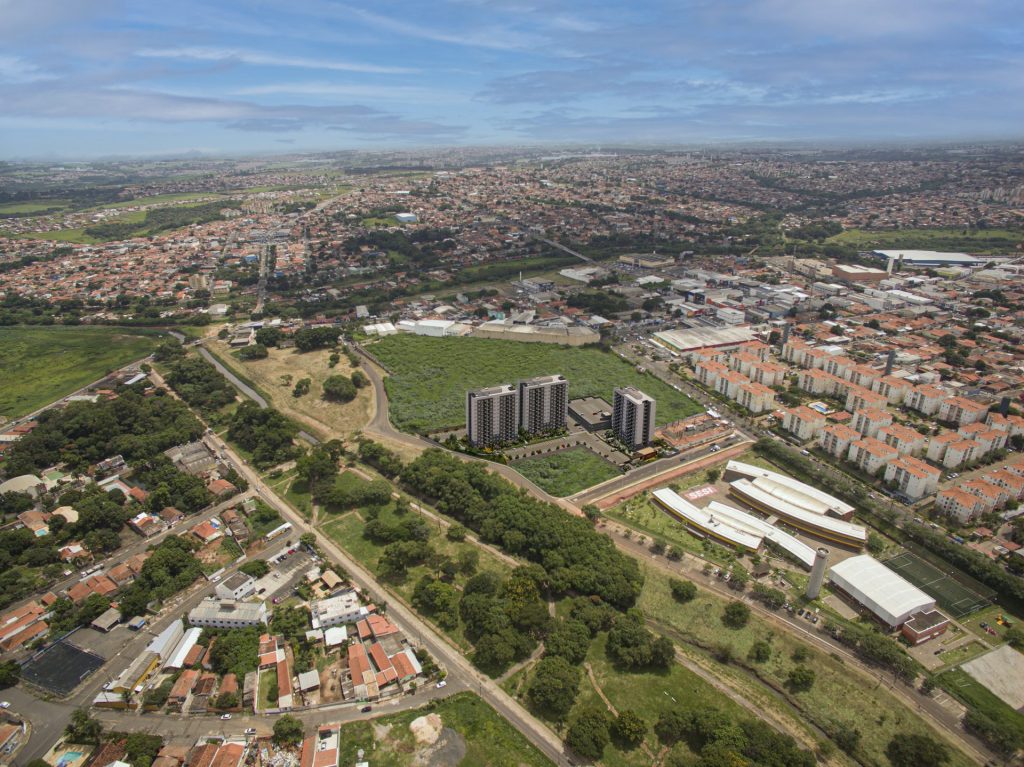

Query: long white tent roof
[730,479,868,544]
[726,460,855,517]
[829,555,935,627]
[652,488,762,551]
[706,501,816,569]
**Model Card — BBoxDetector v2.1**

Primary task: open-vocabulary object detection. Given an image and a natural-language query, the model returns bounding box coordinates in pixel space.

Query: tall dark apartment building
[612,386,656,449]
[517,375,569,436]
[466,384,518,446]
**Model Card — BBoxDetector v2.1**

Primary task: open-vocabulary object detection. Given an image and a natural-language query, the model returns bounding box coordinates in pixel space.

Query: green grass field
[639,568,974,767]
[92,192,224,210]
[511,447,621,496]
[936,667,1024,752]
[371,335,702,433]
[0,200,71,214]
[2,227,100,243]
[827,227,1024,255]
[0,326,164,419]
[332,692,554,766]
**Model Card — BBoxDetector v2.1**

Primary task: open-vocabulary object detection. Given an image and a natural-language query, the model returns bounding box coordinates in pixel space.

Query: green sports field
[371,334,702,433]
[0,326,164,419]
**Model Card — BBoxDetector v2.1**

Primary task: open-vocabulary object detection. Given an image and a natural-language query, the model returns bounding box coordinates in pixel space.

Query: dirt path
[583,662,659,763]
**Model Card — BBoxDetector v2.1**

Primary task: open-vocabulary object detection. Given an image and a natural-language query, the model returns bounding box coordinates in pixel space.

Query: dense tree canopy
[322,375,357,402]
[527,656,581,720]
[2,389,203,477]
[606,610,674,670]
[402,449,642,608]
[163,356,236,413]
[227,402,298,468]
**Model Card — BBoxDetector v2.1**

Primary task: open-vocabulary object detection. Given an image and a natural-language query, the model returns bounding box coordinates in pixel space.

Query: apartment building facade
[466,384,518,446]
[517,375,569,435]
[612,387,657,450]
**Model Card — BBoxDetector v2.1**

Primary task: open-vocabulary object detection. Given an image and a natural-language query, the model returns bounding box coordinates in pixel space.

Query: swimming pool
[57,751,84,767]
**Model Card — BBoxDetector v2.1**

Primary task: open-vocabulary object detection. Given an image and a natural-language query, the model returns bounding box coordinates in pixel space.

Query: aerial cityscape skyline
[2,0,1023,158]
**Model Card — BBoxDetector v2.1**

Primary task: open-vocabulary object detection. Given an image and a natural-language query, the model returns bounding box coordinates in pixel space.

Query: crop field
[0,326,164,419]
[371,335,701,433]
[826,227,1024,255]
[332,692,553,766]
[511,447,621,496]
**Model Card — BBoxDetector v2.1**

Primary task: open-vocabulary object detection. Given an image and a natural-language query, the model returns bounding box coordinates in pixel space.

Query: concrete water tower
[806,547,830,600]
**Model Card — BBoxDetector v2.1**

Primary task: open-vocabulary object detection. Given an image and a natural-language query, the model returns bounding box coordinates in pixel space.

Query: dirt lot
[210,341,375,440]
[318,656,346,703]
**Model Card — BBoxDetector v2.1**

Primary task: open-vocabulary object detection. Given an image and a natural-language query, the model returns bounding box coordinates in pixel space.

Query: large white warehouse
[828,555,935,628]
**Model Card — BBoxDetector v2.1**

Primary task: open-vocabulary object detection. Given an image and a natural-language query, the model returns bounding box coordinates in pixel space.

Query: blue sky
[1,0,1022,158]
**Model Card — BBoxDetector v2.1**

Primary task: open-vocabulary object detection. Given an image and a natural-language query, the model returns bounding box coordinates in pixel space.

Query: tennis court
[884,550,992,619]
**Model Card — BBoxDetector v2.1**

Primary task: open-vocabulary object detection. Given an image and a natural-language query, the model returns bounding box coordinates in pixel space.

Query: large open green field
[371,335,702,433]
[639,568,974,767]
[0,326,164,419]
[0,200,72,215]
[827,227,1024,255]
[511,447,621,496]
[333,692,553,766]
[1,227,100,244]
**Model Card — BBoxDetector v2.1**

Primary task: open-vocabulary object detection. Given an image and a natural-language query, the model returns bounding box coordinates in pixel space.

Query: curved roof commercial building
[828,555,935,628]
[729,478,867,548]
[705,501,817,569]
[724,460,855,519]
[651,488,761,552]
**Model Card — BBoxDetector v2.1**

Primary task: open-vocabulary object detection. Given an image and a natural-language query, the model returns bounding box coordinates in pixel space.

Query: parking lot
[253,548,315,602]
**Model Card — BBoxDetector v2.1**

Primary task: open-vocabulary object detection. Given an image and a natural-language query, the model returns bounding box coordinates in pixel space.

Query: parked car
[0,702,9,709]
[435,680,447,689]
[244,728,257,735]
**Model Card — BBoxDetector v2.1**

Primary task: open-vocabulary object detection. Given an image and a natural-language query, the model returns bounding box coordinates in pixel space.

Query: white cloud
[135,46,417,74]
[0,55,56,83]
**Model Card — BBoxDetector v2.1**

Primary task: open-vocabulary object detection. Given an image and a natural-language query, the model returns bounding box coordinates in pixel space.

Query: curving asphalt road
[350,343,582,515]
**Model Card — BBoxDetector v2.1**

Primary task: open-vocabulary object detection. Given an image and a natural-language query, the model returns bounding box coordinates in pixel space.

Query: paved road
[199,334,989,765]
[603,520,995,765]
[3,491,254,621]
[8,534,293,766]
[351,343,580,514]
[203,432,578,767]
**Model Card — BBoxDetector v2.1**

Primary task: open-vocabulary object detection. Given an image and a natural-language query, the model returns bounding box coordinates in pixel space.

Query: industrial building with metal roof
[828,555,935,628]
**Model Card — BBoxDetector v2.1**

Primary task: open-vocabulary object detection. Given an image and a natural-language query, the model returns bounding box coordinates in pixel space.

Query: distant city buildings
[612,387,656,450]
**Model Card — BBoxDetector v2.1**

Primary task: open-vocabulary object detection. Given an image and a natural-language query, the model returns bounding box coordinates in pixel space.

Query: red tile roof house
[191,520,223,544]
[207,479,237,497]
